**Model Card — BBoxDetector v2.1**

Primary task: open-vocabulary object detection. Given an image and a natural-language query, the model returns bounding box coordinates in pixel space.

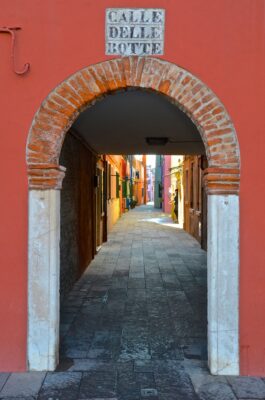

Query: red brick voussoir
[27,56,240,194]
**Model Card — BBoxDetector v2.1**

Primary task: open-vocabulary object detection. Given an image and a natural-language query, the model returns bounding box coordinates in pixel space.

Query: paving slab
[79,371,117,399]
[198,382,237,400]
[0,372,46,397]
[0,374,10,392]
[227,376,265,399]
[68,359,114,372]
[38,372,82,400]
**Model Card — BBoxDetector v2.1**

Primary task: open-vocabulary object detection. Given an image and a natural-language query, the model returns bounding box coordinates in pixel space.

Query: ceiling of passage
[72,89,205,155]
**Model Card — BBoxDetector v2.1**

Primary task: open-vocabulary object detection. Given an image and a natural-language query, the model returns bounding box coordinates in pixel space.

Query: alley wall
[60,132,96,301]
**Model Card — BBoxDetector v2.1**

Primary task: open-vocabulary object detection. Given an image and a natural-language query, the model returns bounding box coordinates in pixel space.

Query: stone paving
[1,205,265,399]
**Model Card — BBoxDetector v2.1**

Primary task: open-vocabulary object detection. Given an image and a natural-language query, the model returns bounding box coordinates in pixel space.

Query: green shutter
[122,180,127,197]
[116,173,120,198]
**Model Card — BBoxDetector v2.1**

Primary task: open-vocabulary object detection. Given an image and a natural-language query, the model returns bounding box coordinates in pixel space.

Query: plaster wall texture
[0,0,264,374]
[107,198,120,232]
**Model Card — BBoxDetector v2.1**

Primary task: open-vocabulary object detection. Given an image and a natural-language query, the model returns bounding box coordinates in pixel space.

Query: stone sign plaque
[105,8,165,56]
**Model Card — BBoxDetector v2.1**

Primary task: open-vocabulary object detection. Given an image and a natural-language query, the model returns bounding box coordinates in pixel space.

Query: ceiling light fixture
[145,137,169,146]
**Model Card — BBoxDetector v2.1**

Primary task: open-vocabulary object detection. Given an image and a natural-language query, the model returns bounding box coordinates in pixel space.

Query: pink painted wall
[0,0,265,375]
[163,156,172,214]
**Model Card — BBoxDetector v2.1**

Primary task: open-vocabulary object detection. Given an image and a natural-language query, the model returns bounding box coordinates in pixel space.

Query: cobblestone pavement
[1,205,265,399]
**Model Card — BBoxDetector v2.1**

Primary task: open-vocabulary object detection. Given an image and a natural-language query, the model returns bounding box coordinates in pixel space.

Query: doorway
[27,56,240,375]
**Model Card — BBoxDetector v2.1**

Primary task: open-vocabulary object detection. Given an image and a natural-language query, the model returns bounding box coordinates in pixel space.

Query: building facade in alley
[156,155,206,250]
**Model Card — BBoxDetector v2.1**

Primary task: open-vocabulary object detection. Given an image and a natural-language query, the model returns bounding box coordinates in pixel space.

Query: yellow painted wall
[107,198,120,232]
[171,156,184,228]
[106,155,122,232]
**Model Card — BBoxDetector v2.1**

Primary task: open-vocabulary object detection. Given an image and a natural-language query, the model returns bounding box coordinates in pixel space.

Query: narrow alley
[60,204,207,369]
[1,205,264,400]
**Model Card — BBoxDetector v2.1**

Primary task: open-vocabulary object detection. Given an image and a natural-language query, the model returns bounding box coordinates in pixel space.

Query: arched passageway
[26,56,240,375]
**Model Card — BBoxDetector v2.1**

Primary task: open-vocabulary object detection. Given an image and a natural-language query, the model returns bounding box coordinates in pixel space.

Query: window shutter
[116,173,120,198]
[122,179,127,197]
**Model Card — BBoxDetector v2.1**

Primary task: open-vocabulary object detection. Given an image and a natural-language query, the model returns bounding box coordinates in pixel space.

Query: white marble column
[207,194,239,375]
[28,190,60,371]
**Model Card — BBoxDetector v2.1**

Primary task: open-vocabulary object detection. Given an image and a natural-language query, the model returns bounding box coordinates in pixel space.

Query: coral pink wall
[0,0,265,374]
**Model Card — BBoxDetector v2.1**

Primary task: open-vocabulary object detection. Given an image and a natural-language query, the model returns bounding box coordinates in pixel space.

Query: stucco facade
[0,0,265,376]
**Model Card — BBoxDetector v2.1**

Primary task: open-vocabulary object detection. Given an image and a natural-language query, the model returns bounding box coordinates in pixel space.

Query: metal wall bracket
[0,26,30,75]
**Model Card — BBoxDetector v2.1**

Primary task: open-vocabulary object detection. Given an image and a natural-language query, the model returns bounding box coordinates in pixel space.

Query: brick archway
[27,56,240,194]
[27,57,240,375]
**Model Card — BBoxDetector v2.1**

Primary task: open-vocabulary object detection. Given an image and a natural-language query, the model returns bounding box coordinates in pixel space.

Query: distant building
[131,155,146,206]
[161,154,207,250]
[146,164,155,202]
[154,155,163,209]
